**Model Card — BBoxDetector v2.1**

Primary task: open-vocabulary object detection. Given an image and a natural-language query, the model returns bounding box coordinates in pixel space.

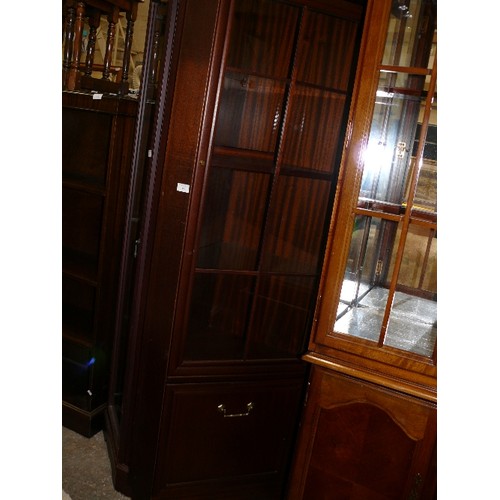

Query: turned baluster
[62,1,76,88]
[121,4,138,84]
[84,9,101,77]
[102,7,119,81]
[67,1,85,90]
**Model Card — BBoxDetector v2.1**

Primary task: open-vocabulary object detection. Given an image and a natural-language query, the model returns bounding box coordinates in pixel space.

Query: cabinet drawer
[156,378,304,490]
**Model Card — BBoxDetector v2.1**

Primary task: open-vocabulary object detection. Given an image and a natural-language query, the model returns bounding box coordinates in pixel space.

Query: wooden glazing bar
[409,216,436,229]
[353,207,403,222]
[211,146,275,173]
[223,67,291,85]
[243,5,307,359]
[379,65,431,76]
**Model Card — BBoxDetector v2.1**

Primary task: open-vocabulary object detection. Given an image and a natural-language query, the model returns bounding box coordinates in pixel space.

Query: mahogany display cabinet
[102,0,369,498]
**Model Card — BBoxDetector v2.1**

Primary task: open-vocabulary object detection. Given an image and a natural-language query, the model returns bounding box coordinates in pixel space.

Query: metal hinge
[375,259,383,276]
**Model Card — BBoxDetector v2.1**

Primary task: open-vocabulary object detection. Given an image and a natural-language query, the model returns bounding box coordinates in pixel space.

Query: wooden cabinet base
[62,401,106,438]
[287,365,437,500]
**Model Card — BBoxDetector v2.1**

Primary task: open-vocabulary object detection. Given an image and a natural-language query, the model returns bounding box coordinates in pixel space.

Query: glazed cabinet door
[288,366,437,499]
[170,0,366,372]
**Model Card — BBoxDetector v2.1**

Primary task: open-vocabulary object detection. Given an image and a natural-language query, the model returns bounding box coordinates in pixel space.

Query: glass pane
[387,224,437,295]
[384,224,437,356]
[335,217,401,340]
[382,0,437,68]
[383,291,436,356]
[410,93,437,213]
[359,71,427,208]
[261,176,331,274]
[226,0,299,78]
[184,273,255,360]
[282,86,347,173]
[197,168,270,270]
[214,73,286,152]
[297,11,359,90]
[248,275,316,358]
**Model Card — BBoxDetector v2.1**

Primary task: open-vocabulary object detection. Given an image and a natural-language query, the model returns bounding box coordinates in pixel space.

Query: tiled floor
[62,426,130,500]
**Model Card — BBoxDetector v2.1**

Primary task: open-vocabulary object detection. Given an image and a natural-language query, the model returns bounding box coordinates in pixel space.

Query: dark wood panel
[62,107,112,188]
[62,275,96,342]
[154,378,306,497]
[62,187,103,280]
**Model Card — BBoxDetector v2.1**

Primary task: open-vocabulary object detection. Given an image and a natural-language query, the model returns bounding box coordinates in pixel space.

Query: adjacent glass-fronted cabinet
[310,0,437,393]
[288,0,437,497]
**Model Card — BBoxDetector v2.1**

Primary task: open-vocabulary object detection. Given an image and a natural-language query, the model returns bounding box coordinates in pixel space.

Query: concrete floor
[62,426,130,500]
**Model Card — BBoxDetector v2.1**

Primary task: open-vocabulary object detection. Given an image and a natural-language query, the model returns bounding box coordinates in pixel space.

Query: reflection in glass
[360,71,425,205]
[262,176,331,274]
[214,73,286,153]
[283,86,346,173]
[226,0,299,79]
[388,224,437,295]
[335,217,401,336]
[335,219,437,357]
[297,10,359,90]
[185,273,255,360]
[384,222,436,357]
[382,0,436,69]
[249,275,317,358]
[197,168,270,271]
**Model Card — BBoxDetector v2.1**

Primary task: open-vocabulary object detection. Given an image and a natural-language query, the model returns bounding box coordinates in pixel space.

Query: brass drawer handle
[217,402,254,418]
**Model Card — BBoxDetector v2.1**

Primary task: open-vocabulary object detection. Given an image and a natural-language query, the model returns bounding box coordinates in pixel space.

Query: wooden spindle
[121,5,138,83]
[84,9,101,77]
[62,1,76,88]
[102,7,119,81]
[67,1,85,90]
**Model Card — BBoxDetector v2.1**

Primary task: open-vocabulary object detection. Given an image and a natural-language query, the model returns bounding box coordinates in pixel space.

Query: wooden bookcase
[62,91,137,436]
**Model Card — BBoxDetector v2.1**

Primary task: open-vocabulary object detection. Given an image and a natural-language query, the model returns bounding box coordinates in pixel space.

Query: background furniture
[63,0,144,94]
[62,91,137,436]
